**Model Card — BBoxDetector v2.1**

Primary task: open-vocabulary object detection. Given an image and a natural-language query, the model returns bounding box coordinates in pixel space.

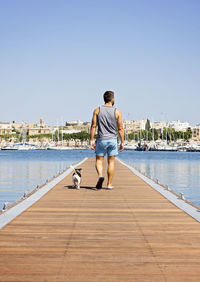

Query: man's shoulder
[115,108,122,117]
[93,107,100,114]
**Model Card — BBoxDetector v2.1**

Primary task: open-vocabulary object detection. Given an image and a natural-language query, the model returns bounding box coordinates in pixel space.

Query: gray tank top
[97,105,117,140]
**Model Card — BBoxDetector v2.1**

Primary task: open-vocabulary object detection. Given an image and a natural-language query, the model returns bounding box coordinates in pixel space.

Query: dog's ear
[78,168,82,171]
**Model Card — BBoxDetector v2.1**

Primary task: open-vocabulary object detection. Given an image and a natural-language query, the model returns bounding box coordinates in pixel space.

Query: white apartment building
[67,120,84,125]
[168,120,190,131]
[123,120,190,132]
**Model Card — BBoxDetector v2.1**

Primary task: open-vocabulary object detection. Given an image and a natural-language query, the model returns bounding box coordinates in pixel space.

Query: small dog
[71,167,82,189]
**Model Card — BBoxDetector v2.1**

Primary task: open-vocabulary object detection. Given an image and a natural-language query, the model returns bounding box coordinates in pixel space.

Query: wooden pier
[0,158,200,281]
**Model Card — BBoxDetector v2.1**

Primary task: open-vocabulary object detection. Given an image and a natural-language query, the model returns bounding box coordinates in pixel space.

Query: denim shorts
[95,139,118,157]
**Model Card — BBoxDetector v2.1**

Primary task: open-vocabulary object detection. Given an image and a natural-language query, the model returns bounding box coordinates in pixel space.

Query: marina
[1,140,200,152]
[124,140,200,152]
[0,143,88,151]
[1,158,200,281]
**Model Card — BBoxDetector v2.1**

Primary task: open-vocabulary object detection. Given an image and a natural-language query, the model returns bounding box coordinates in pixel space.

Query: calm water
[0,150,200,209]
[0,150,93,210]
[119,151,200,207]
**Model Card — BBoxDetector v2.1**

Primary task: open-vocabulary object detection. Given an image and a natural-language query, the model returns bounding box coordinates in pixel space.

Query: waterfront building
[66,120,84,126]
[123,120,135,134]
[0,122,13,135]
[152,121,168,130]
[192,125,200,141]
[64,121,91,134]
[12,122,24,132]
[123,120,147,133]
[27,118,52,136]
[134,120,149,131]
[168,120,190,131]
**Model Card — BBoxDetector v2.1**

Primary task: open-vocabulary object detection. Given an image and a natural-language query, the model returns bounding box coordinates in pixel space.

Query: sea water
[119,150,200,207]
[0,149,93,210]
[0,150,200,210]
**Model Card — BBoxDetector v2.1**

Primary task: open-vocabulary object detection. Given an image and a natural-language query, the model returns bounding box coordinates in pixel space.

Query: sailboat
[124,144,137,150]
[1,145,18,150]
[18,122,32,150]
[47,121,72,150]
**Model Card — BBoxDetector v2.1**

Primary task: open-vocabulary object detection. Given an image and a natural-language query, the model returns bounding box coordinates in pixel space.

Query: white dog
[71,166,82,189]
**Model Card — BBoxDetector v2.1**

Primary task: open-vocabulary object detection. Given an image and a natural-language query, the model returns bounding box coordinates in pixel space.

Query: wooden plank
[0,157,200,281]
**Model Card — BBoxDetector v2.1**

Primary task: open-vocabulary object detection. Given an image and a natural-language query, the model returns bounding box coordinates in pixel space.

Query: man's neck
[104,102,113,107]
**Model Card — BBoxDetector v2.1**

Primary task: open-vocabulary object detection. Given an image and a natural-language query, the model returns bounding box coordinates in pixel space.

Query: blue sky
[0,0,199,125]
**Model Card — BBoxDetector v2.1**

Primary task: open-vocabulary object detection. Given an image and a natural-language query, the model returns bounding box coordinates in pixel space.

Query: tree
[128,132,139,142]
[150,128,158,140]
[145,119,151,131]
[128,132,134,140]
[63,131,90,144]
[184,127,192,141]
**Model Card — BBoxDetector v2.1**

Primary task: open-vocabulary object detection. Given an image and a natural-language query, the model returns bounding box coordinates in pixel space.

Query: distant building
[192,125,200,141]
[66,120,84,126]
[168,120,190,131]
[0,122,12,135]
[123,120,135,134]
[133,120,148,131]
[123,120,147,133]
[27,118,52,136]
[12,122,23,132]
[152,121,168,130]
[65,121,91,134]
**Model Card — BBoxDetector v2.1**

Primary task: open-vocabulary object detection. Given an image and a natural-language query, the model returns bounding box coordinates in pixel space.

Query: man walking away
[90,91,124,190]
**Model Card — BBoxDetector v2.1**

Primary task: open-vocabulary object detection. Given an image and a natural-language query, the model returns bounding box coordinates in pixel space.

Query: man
[90,90,124,190]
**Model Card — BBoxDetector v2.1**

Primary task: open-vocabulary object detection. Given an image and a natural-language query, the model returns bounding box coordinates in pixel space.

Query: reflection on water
[0,150,94,210]
[119,151,200,207]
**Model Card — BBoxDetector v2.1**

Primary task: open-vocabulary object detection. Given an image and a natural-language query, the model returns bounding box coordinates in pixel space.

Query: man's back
[97,105,117,140]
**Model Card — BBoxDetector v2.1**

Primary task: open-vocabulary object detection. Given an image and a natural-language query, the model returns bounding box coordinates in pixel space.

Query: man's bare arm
[89,108,99,150]
[116,109,124,151]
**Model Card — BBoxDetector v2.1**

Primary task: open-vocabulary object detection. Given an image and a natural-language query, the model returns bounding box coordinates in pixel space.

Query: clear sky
[0,0,199,126]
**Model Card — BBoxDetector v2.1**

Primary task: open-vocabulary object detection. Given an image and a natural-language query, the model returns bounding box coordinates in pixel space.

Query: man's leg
[95,156,105,189]
[107,156,115,188]
[95,155,104,177]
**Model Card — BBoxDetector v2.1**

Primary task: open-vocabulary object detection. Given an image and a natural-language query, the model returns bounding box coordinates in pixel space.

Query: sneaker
[96,177,104,189]
[107,185,114,190]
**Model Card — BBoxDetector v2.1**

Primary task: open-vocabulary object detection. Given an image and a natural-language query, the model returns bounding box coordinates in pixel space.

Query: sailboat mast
[61,117,63,145]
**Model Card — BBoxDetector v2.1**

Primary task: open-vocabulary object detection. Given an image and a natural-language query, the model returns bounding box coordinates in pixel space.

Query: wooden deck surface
[0,157,200,282]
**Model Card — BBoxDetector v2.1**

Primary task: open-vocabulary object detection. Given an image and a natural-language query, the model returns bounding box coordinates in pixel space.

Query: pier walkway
[0,158,200,281]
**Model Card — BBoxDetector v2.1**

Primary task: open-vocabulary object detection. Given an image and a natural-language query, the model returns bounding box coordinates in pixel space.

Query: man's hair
[103,91,114,103]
